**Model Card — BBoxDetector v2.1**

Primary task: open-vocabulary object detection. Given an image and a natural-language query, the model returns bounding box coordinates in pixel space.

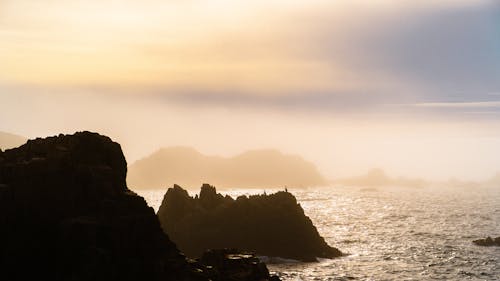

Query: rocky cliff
[158,184,343,262]
[0,132,279,281]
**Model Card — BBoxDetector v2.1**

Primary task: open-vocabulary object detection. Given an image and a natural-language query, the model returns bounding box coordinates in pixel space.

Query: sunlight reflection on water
[137,185,500,280]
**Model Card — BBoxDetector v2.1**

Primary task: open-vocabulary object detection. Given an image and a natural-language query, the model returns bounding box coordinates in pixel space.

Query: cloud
[414,101,500,108]
[300,1,500,101]
[1,0,499,116]
[151,0,500,110]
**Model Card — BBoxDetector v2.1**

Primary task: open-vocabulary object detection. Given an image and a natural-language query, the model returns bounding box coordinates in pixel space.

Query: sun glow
[1,0,499,181]
[0,0,375,89]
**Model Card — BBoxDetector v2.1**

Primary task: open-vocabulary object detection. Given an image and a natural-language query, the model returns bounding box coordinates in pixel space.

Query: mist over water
[2,0,500,280]
[138,185,500,280]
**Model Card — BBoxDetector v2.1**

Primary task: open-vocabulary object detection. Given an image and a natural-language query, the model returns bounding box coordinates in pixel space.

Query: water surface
[137,186,500,280]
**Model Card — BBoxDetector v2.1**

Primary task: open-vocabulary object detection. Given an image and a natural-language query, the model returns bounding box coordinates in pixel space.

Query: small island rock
[157,184,343,262]
[473,236,500,247]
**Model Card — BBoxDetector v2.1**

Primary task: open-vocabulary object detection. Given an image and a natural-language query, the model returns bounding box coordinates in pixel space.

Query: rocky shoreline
[0,132,279,281]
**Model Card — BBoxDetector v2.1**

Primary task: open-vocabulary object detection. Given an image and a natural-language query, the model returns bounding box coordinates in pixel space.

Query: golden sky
[2,0,486,92]
[1,0,500,181]
[1,0,332,90]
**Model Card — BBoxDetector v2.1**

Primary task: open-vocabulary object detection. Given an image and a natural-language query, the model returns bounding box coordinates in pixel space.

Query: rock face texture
[158,184,343,262]
[0,132,279,281]
[198,249,279,281]
[473,236,500,246]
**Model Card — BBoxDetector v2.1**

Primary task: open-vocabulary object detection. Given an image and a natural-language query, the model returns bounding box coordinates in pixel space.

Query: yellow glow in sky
[1,0,318,89]
[1,0,498,181]
[1,0,479,91]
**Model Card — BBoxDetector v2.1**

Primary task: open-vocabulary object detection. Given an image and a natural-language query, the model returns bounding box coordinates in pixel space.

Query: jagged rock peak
[158,184,343,262]
[200,183,217,197]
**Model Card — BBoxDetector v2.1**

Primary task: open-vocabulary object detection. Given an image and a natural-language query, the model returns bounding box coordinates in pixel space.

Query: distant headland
[128,147,327,189]
[0,131,27,150]
[333,168,428,188]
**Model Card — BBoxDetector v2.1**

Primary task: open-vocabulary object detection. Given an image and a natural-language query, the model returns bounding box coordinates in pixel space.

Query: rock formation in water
[0,132,279,281]
[198,249,279,281]
[473,236,500,246]
[157,184,343,262]
[334,168,428,188]
[128,147,326,189]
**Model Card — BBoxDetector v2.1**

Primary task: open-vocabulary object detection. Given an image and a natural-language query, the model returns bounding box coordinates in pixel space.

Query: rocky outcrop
[473,236,500,246]
[0,132,279,281]
[158,184,342,262]
[197,249,280,281]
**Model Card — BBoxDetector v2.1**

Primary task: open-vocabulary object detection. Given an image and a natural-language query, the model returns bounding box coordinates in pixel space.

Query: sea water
[136,185,500,280]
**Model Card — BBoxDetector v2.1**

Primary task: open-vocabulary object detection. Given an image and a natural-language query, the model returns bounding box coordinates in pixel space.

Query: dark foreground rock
[196,249,280,281]
[158,184,343,262]
[0,132,279,281]
[473,236,500,246]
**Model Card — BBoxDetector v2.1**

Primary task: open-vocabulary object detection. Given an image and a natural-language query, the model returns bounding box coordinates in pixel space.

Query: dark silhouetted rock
[0,132,279,281]
[158,184,343,262]
[197,249,280,281]
[473,236,500,246]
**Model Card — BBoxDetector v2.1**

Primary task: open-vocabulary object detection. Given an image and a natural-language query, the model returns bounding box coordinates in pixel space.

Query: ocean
[136,185,500,280]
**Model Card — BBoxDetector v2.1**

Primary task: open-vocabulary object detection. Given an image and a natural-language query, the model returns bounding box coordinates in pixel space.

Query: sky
[1,0,500,181]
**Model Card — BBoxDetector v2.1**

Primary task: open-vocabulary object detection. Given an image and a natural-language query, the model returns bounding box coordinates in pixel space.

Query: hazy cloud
[2,0,500,181]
